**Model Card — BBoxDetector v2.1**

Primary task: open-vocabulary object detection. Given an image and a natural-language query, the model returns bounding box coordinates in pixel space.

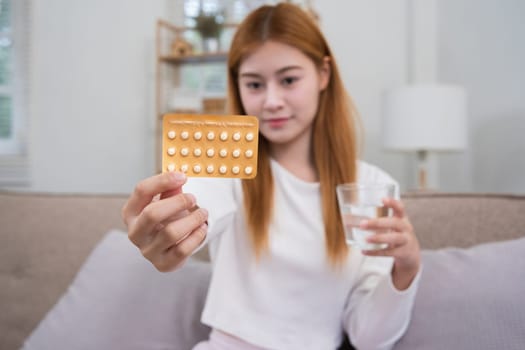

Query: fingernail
[173,171,186,181]
[360,220,369,228]
[185,193,195,206]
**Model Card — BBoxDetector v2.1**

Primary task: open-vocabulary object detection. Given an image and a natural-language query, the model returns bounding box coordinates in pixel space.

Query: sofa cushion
[402,193,525,249]
[394,236,525,350]
[0,192,129,350]
[22,229,212,350]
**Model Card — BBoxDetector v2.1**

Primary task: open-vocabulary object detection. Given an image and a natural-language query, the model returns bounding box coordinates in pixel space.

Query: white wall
[321,0,525,194]
[317,0,411,189]
[15,0,525,194]
[28,0,167,193]
[438,0,525,193]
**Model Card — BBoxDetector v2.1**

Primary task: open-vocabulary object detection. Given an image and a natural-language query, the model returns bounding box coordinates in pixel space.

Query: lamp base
[417,150,428,191]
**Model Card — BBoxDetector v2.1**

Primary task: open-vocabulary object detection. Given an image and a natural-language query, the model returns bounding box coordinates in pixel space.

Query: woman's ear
[319,56,331,91]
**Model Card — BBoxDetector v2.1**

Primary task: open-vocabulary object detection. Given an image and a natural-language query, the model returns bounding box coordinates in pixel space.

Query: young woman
[122,3,421,349]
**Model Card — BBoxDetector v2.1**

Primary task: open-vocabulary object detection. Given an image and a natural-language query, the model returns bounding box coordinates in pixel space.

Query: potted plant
[194,10,224,52]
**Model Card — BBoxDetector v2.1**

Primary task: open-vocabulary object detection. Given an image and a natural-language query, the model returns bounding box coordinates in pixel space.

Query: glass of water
[336,183,396,250]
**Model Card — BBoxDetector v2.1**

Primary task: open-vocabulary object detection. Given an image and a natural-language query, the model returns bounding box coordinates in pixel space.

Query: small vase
[202,37,220,53]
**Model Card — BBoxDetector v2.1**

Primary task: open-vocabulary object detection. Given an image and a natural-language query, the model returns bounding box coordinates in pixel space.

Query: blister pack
[162,114,259,179]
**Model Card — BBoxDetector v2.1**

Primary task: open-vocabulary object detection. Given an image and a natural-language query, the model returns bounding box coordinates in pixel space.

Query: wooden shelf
[159,52,228,64]
[155,19,235,172]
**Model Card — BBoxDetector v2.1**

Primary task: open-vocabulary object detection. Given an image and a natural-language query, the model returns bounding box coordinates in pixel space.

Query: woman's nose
[263,83,284,111]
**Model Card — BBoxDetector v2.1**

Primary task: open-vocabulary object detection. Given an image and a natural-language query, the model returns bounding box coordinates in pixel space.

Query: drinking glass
[336,183,396,250]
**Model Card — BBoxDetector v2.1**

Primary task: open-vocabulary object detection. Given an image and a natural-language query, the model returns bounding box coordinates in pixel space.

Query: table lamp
[382,84,467,190]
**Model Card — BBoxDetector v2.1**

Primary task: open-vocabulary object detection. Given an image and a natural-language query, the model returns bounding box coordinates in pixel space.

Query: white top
[184,160,421,350]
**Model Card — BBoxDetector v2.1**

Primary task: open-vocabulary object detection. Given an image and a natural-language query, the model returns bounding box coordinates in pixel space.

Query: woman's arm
[343,197,422,349]
[343,260,422,350]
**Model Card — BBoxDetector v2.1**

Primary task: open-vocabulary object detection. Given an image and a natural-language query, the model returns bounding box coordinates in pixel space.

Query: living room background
[1,0,523,194]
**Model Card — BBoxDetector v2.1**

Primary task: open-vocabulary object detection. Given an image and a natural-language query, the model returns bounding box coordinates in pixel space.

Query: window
[0,0,30,185]
[178,0,240,98]
[178,1,315,98]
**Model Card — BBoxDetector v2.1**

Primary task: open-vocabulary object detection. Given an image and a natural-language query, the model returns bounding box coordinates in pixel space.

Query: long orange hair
[227,3,360,267]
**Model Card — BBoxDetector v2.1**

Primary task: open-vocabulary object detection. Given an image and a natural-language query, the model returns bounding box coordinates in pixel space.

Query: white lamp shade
[382,84,468,151]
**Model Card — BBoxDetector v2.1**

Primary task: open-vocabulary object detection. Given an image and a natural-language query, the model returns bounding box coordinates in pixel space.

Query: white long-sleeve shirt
[183,160,421,350]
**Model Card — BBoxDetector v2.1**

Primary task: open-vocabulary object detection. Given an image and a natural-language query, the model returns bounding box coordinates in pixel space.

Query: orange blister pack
[162,114,259,179]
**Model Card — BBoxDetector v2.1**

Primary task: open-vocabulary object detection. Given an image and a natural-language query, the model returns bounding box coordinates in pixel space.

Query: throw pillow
[394,237,525,350]
[22,229,212,350]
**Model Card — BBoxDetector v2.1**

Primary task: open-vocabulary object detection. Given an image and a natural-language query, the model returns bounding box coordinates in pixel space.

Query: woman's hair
[227,3,360,266]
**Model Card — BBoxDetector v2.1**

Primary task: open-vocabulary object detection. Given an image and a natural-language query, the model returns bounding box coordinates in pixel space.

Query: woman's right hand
[121,171,208,272]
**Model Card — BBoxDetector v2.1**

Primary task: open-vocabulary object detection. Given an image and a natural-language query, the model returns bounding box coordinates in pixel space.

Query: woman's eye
[282,77,298,86]
[246,81,262,90]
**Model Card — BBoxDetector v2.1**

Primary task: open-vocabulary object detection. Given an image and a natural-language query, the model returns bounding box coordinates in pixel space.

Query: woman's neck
[270,134,318,182]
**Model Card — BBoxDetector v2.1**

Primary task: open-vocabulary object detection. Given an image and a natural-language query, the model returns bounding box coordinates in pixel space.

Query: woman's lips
[264,117,290,128]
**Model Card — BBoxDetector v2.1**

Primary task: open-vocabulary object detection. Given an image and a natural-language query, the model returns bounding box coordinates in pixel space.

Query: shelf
[159,52,228,64]
[155,19,235,172]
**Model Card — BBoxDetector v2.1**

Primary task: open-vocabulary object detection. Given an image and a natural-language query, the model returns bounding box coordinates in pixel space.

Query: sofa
[1,190,524,350]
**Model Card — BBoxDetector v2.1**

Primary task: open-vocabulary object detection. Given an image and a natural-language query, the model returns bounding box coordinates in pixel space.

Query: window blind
[0,0,30,185]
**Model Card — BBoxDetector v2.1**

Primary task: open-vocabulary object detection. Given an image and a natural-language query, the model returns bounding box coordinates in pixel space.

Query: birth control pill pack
[162,113,259,179]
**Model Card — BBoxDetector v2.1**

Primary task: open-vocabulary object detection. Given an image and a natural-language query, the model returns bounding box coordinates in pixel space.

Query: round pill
[181,131,189,140]
[167,130,176,139]
[207,148,215,157]
[245,149,253,158]
[167,163,175,172]
[233,132,241,141]
[193,164,201,173]
[219,149,228,158]
[167,147,176,156]
[194,131,202,140]
[181,147,189,156]
[194,148,202,157]
[245,166,253,175]
[180,164,189,173]
[206,165,214,174]
[232,149,241,158]
[232,166,240,174]
[246,132,254,141]
[219,165,227,174]
[220,131,228,141]
[207,131,215,140]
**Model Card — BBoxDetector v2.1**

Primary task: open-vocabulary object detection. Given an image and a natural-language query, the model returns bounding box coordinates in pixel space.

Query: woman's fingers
[143,207,208,254]
[154,223,208,272]
[364,231,408,250]
[129,192,197,248]
[121,171,187,226]
[360,216,408,233]
[142,208,209,272]
[357,198,417,259]
[382,197,406,218]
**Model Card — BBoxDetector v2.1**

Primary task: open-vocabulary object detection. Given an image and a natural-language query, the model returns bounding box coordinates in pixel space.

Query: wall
[322,0,524,194]
[437,0,525,193]
[28,0,167,193]
[11,0,525,194]
[317,0,411,189]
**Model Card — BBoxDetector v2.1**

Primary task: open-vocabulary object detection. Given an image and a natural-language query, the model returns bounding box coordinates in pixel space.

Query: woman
[122,3,421,349]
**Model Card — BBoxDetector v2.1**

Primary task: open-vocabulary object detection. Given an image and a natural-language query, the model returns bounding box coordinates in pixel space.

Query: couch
[1,190,524,350]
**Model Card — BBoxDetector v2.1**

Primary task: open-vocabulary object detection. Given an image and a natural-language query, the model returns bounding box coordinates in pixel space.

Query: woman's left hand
[359,197,421,290]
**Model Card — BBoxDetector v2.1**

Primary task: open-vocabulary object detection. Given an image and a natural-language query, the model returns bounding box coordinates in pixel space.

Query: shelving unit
[154,19,236,171]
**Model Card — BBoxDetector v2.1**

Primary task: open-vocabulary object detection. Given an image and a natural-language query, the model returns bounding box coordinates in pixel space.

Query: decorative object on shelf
[203,97,226,115]
[170,37,193,57]
[382,84,468,190]
[193,9,224,52]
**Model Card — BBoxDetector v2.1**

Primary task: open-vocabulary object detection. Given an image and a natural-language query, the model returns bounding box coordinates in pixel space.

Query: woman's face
[237,41,329,149]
